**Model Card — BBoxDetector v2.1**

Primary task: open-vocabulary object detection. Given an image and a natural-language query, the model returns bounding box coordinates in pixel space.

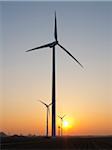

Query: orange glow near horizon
[1,96,112,136]
[1,112,112,136]
[1,95,112,136]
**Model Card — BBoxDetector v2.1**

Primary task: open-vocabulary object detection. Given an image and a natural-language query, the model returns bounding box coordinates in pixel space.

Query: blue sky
[1,1,112,135]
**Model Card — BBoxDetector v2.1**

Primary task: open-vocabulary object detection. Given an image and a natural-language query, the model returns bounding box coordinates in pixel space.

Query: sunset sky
[1,1,112,136]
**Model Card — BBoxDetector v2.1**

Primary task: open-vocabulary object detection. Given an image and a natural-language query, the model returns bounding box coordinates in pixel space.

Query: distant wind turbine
[38,100,52,137]
[26,11,83,137]
[58,115,66,136]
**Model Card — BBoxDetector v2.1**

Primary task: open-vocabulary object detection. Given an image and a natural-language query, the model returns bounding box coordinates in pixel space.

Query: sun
[63,120,69,128]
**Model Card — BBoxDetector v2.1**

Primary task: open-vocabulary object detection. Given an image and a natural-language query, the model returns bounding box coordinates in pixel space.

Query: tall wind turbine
[58,115,66,136]
[26,12,83,137]
[38,100,52,137]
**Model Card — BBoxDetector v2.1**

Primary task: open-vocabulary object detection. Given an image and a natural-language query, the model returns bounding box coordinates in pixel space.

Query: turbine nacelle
[49,41,58,48]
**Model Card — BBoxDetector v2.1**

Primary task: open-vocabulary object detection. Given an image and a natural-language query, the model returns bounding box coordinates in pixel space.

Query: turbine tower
[26,12,83,137]
[38,100,52,137]
[58,115,66,136]
[58,125,61,136]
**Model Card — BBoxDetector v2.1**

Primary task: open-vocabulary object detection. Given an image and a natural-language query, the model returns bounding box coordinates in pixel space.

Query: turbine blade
[54,11,58,41]
[26,42,54,52]
[48,107,50,116]
[58,115,61,119]
[62,115,66,119]
[58,43,84,68]
[48,102,52,107]
[38,100,47,107]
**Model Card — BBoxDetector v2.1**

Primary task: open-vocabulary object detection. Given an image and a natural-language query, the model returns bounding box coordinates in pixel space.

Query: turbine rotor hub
[49,41,58,48]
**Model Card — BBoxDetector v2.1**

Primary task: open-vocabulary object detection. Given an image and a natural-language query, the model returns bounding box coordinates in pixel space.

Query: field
[1,136,112,149]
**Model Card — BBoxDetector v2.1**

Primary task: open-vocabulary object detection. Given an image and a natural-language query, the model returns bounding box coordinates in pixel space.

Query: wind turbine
[58,115,66,136]
[38,100,52,137]
[26,12,83,137]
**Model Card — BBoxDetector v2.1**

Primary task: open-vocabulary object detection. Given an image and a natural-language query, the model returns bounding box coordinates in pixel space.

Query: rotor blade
[58,115,62,119]
[48,107,50,116]
[38,100,48,107]
[48,102,52,107]
[54,11,58,41]
[62,114,66,119]
[26,42,54,52]
[58,43,84,68]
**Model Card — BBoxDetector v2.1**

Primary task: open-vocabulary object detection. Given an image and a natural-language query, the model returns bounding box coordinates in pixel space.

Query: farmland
[1,136,112,149]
